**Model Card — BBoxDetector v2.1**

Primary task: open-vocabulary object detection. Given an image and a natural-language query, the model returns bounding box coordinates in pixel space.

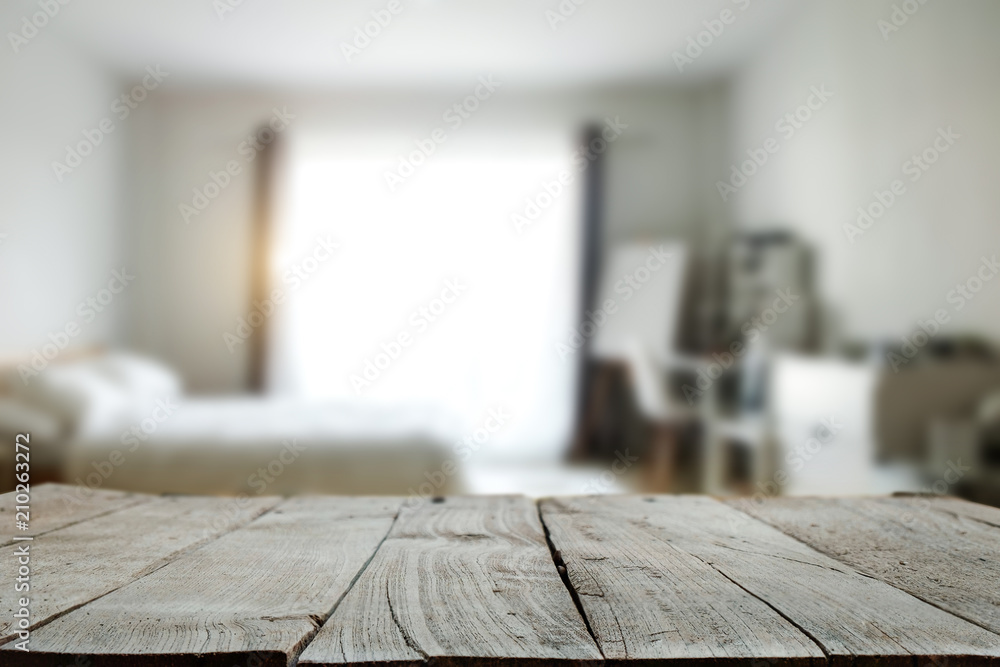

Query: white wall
[0,28,125,359]
[126,85,726,392]
[725,0,1000,344]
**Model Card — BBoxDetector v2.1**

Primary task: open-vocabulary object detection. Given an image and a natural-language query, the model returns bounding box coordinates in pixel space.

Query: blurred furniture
[581,240,697,490]
[11,485,1000,665]
[928,389,1000,506]
[875,360,1000,460]
[0,347,106,490]
[697,232,821,494]
[706,354,1000,498]
[765,354,878,495]
[726,231,815,351]
[589,242,688,365]
[0,352,457,496]
[65,397,458,496]
[704,353,955,497]
[619,339,699,490]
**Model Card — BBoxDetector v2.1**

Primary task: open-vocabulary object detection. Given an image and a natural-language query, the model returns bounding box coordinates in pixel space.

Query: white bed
[65,397,457,496]
[1,353,458,497]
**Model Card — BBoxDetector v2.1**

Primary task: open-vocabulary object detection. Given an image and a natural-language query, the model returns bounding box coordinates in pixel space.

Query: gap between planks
[285,501,406,666]
[539,495,1000,667]
[0,494,281,646]
[727,495,1000,640]
[124,495,1000,667]
[5,496,403,667]
[536,499,606,663]
[0,484,153,547]
[9,492,1000,666]
[296,495,603,666]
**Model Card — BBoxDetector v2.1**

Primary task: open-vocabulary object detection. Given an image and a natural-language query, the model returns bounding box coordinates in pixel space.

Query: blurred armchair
[579,240,698,490]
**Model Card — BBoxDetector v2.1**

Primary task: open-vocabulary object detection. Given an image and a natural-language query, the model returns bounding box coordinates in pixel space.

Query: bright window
[267,128,583,461]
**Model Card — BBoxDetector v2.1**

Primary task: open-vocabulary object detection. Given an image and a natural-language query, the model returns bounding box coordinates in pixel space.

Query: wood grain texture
[4,492,1000,666]
[298,495,603,666]
[541,496,824,665]
[730,495,1000,636]
[0,494,278,646]
[898,494,1000,528]
[551,495,1000,666]
[5,496,402,667]
[0,482,150,546]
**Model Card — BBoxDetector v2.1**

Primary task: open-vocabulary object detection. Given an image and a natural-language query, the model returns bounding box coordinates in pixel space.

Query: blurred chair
[584,241,697,491]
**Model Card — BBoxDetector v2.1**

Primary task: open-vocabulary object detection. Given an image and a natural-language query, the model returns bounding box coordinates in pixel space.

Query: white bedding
[64,397,459,496]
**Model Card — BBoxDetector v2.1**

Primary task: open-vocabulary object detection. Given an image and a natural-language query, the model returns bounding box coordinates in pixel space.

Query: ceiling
[30,0,800,89]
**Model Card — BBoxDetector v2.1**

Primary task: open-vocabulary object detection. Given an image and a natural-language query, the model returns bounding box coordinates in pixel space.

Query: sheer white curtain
[267,126,582,462]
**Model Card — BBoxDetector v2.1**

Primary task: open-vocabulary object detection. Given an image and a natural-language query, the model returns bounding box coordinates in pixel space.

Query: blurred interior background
[2,0,999,505]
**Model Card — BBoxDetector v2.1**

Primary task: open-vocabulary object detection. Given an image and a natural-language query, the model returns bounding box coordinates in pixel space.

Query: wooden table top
[2,485,999,666]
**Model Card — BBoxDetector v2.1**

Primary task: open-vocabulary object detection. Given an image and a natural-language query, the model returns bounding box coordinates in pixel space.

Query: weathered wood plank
[730,495,1000,637]
[541,496,823,665]
[549,495,1000,666]
[3,496,402,667]
[895,494,1000,528]
[0,482,151,546]
[298,496,603,666]
[5,492,999,666]
[0,494,278,646]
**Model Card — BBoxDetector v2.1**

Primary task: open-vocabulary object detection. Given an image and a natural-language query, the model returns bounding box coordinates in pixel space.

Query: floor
[458,461,634,496]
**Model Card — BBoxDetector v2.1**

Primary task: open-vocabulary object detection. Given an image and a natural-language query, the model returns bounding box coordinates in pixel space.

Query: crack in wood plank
[0,484,153,547]
[732,496,1000,642]
[687,548,832,660]
[8,491,1000,666]
[3,496,403,666]
[299,496,602,665]
[288,502,406,667]
[0,494,281,645]
[386,577,429,661]
[546,495,1000,665]
[536,500,608,661]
